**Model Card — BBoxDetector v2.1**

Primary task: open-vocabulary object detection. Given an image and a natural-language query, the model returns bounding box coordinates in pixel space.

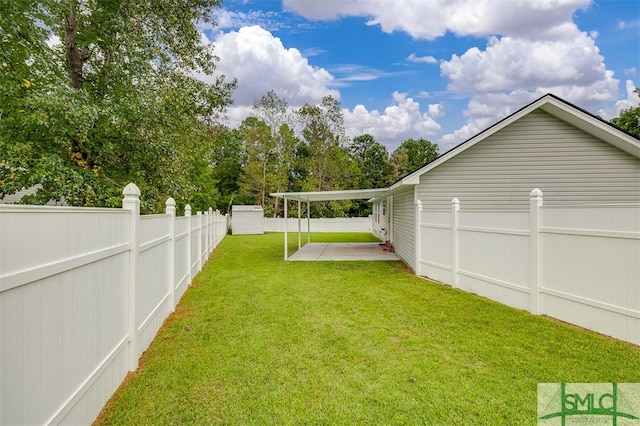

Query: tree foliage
[389,138,439,182]
[1,0,441,220]
[611,88,640,139]
[0,0,235,213]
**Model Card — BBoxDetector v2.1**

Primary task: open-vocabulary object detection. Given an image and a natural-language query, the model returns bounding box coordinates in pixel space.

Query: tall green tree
[297,96,355,216]
[0,0,235,212]
[237,117,276,212]
[210,126,246,214]
[611,88,640,138]
[251,91,295,216]
[347,134,390,216]
[348,134,390,189]
[389,138,439,183]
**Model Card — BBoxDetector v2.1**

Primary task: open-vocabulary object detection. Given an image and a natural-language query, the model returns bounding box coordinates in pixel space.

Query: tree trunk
[62,0,90,158]
[63,0,89,90]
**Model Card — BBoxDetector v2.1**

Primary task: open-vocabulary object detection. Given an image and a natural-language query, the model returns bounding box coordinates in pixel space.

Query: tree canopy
[0,0,235,213]
[611,88,640,139]
[1,3,439,217]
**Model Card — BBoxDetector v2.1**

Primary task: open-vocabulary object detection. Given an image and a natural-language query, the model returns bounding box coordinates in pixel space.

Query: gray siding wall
[417,110,640,209]
[392,187,415,270]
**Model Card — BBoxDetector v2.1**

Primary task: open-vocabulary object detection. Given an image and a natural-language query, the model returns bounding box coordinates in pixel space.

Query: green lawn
[95,233,640,425]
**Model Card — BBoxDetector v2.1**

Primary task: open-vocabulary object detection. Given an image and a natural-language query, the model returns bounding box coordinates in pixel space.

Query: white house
[372,93,640,271]
[369,93,639,345]
[272,94,639,344]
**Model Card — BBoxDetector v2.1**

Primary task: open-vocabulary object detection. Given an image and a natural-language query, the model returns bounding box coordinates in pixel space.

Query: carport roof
[270,188,388,203]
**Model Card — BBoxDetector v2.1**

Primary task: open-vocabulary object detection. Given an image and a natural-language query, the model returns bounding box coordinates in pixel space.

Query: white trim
[271,188,387,202]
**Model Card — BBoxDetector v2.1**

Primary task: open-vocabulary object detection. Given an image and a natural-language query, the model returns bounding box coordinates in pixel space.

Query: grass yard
[95,233,640,425]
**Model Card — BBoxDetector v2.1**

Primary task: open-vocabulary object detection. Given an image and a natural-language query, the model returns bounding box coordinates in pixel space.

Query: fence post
[122,183,140,371]
[529,188,543,315]
[215,210,220,246]
[211,210,220,248]
[197,211,203,272]
[185,205,192,286]
[415,199,422,275]
[451,198,460,287]
[165,197,176,311]
[284,197,288,260]
[209,207,213,254]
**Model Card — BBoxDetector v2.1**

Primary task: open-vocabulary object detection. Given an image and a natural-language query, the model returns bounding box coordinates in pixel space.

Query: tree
[296,96,355,216]
[251,91,295,216]
[611,88,640,138]
[210,126,246,214]
[347,134,390,216]
[389,138,439,183]
[348,134,390,189]
[0,0,236,213]
[237,117,277,212]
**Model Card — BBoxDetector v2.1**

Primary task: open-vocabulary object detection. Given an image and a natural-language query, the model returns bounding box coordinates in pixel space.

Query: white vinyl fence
[0,183,228,426]
[416,189,640,346]
[264,216,372,233]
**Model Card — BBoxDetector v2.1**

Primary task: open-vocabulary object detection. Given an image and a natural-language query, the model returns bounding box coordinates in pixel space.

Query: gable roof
[386,93,640,193]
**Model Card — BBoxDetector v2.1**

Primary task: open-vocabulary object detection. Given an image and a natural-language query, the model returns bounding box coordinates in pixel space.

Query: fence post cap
[166,197,176,207]
[185,204,192,216]
[123,183,140,197]
[530,188,543,198]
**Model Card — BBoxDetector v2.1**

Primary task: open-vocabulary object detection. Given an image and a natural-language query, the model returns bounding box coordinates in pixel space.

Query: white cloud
[624,68,637,75]
[428,103,445,118]
[436,24,621,151]
[46,35,61,48]
[407,53,438,64]
[283,0,590,40]
[597,79,640,120]
[282,0,622,153]
[441,31,611,93]
[207,25,338,114]
[343,91,441,151]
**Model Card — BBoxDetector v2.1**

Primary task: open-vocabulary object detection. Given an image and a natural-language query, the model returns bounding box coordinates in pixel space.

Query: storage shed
[231,205,264,235]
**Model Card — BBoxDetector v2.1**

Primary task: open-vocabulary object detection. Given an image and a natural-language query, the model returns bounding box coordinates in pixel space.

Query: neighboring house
[372,93,640,270]
[0,185,41,204]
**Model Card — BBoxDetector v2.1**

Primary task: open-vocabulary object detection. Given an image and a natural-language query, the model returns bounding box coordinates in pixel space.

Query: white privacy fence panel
[419,210,452,284]
[0,206,131,426]
[264,217,372,233]
[457,210,530,311]
[137,214,173,359]
[416,190,639,346]
[174,216,190,302]
[540,205,640,345]
[190,210,202,278]
[0,184,228,426]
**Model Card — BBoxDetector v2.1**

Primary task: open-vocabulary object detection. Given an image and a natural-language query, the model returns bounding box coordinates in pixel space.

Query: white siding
[391,188,415,270]
[417,110,640,209]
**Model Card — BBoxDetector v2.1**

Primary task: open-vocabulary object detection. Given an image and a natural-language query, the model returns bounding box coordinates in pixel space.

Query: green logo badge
[538,383,640,425]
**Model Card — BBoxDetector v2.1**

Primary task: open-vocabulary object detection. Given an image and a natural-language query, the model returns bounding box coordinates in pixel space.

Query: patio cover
[271,188,388,203]
[270,188,389,259]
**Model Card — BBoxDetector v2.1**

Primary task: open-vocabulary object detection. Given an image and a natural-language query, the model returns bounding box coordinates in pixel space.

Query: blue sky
[201,0,640,152]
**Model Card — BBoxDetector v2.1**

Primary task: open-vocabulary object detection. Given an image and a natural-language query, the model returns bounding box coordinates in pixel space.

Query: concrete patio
[287,242,399,261]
